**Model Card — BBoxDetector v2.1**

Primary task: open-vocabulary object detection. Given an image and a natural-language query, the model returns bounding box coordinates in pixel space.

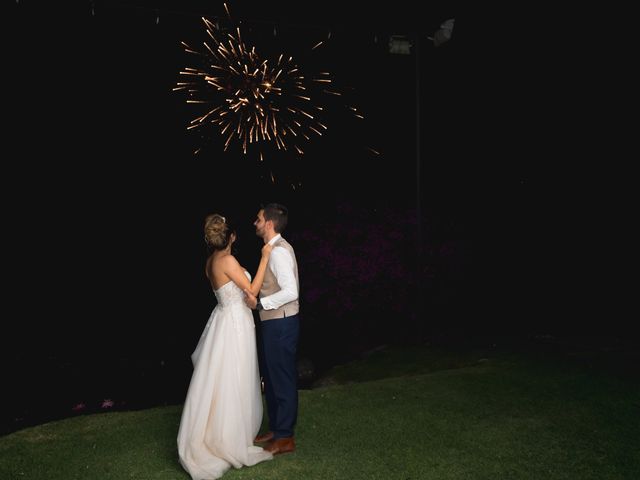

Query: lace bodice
[214,271,251,307]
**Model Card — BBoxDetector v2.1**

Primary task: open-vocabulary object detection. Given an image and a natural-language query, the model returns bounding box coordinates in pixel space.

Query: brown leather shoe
[264,437,296,455]
[254,431,274,443]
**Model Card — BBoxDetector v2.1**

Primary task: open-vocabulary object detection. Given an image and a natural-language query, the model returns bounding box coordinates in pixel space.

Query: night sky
[2,1,629,433]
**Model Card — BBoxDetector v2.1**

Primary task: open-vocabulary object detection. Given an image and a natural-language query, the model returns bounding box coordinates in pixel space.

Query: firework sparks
[174,3,350,159]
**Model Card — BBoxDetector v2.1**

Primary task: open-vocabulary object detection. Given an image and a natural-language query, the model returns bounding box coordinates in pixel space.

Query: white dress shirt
[259,234,299,310]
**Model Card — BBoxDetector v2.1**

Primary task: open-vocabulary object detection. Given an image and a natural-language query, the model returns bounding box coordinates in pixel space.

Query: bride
[177,213,273,480]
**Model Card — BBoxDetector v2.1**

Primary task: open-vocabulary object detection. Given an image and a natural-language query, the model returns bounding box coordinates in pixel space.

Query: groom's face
[254,210,267,237]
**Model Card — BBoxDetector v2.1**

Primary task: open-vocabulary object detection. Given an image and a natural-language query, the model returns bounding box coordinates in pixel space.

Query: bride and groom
[177,203,301,480]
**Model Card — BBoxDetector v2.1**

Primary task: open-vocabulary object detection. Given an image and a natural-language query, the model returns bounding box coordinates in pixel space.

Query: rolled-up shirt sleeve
[259,246,298,310]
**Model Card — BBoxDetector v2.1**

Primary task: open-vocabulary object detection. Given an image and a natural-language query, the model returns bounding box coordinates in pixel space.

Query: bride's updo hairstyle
[204,214,235,250]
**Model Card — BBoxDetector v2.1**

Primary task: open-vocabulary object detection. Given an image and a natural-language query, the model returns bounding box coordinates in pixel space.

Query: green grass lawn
[1,344,638,479]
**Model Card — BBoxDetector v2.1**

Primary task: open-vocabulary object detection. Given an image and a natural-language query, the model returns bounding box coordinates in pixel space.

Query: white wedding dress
[177,271,272,480]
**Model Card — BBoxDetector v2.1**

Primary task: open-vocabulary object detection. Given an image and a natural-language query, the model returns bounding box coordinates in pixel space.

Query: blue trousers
[259,314,299,439]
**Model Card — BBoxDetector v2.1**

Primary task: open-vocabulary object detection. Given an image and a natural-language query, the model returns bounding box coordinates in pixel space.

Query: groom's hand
[243,289,258,309]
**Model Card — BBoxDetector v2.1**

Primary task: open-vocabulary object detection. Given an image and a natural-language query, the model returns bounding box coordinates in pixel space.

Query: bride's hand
[261,243,273,258]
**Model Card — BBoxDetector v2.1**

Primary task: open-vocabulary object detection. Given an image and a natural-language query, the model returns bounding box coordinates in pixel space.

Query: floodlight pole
[415,33,422,253]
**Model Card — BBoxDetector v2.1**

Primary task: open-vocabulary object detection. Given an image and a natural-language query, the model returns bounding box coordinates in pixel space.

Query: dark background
[2,1,630,435]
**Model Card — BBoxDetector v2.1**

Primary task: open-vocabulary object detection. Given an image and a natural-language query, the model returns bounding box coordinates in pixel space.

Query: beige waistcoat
[259,237,300,321]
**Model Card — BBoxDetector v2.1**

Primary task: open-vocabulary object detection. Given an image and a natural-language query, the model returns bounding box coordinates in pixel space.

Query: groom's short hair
[263,203,288,233]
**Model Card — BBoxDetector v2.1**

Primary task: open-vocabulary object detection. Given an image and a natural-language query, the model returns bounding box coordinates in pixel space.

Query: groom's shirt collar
[268,233,282,246]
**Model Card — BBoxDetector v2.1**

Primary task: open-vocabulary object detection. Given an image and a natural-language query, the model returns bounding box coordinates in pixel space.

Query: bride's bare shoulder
[217,254,240,269]
[223,253,239,262]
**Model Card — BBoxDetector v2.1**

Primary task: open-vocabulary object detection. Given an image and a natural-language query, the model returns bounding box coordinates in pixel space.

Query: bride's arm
[222,244,272,295]
[246,243,272,297]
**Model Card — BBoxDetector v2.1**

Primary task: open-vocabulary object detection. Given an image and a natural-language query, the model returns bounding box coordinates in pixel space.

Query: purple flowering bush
[290,203,435,361]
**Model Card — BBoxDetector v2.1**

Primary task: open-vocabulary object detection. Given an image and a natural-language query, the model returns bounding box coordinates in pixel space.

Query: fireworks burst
[174,3,362,163]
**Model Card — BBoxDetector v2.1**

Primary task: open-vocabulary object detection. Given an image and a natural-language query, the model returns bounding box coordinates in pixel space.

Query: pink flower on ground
[101,399,114,408]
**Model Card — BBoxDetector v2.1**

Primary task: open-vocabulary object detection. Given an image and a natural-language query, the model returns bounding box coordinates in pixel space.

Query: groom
[244,203,300,455]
